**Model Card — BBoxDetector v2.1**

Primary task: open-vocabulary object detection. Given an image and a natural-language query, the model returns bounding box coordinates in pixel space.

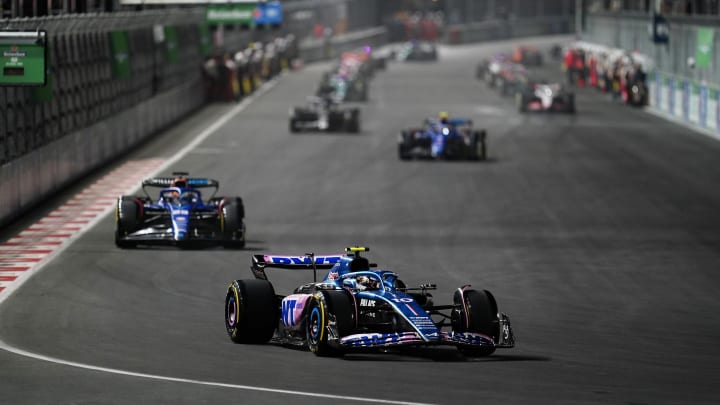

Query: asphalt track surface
[2,36,720,404]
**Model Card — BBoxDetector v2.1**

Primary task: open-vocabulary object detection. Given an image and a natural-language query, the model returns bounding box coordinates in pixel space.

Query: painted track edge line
[0,338,432,405]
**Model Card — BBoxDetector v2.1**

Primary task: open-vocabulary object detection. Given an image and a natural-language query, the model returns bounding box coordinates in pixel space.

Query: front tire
[225,279,278,344]
[115,196,140,249]
[452,288,498,357]
[306,291,354,357]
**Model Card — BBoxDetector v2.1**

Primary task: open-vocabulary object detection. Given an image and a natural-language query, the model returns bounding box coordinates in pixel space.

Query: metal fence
[0,10,206,165]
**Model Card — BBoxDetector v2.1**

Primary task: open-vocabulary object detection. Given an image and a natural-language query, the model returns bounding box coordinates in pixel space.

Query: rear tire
[398,131,412,160]
[222,198,245,249]
[289,118,300,133]
[566,94,576,114]
[516,92,528,113]
[474,130,487,161]
[225,279,278,344]
[345,109,360,133]
[452,288,498,357]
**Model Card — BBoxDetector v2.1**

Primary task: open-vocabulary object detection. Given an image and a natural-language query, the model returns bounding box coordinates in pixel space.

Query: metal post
[576,0,583,36]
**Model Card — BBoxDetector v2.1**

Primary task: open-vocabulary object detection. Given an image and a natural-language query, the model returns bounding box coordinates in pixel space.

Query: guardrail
[648,71,720,139]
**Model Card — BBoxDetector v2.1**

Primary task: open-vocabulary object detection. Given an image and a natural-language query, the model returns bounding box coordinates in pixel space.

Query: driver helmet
[438,111,449,124]
[356,275,379,290]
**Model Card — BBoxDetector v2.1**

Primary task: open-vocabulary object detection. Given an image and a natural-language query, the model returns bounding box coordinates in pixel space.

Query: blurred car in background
[289,95,360,133]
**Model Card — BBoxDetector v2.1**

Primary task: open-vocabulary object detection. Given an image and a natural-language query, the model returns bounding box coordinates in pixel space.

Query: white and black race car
[516,81,575,113]
[289,96,360,133]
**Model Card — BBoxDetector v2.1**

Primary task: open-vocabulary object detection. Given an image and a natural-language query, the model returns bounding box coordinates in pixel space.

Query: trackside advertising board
[110,31,131,79]
[206,1,282,26]
[0,30,47,86]
[651,72,720,137]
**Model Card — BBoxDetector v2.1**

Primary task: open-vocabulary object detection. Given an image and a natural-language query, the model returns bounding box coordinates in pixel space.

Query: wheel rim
[226,294,237,328]
[308,307,321,345]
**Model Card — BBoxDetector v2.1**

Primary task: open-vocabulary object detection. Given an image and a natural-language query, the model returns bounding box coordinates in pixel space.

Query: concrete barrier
[0,78,205,228]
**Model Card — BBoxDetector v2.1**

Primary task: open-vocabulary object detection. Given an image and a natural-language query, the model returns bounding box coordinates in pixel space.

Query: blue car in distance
[115,172,245,249]
[398,115,487,160]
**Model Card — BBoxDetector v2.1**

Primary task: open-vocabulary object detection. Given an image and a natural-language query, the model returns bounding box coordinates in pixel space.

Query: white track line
[0,339,431,405]
[0,77,435,405]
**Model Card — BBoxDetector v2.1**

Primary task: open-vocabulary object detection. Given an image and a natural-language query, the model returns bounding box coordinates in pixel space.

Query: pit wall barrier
[0,79,204,229]
[648,72,720,139]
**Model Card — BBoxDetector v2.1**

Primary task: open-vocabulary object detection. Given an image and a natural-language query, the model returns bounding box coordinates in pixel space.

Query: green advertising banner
[164,26,178,64]
[0,30,47,86]
[206,4,256,25]
[695,28,714,69]
[198,23,212,57]
[109,31,131,79]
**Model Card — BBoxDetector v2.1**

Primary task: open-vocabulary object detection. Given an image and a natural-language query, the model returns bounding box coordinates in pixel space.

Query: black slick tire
[452,288,499,357]
[306,291,354,357]
[222,198,245,249]
[225,279,278,344]
[115,196,140,249]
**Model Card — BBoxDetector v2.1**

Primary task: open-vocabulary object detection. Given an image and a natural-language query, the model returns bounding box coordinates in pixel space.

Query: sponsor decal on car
[265,255,343,265]
[360,298,375,307]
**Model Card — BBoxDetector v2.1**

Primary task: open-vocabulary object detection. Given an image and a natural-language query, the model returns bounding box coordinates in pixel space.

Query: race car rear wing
[141,174,220,199]
[251,254,345,281]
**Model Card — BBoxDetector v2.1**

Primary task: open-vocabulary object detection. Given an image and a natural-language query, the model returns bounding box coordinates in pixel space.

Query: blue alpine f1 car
[398,116,487,160]
[115,172,245,249]
[224,247,514,357]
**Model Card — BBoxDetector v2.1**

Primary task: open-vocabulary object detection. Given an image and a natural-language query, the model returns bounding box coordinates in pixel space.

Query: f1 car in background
[476,53,510,83]
[492,63,529,96]
[224,247,515,357]
[511,45,544,66]
[394,41,438,62]
[398,114,487,160]
[115,172,245,249]
[516,80,575,113]
[317,71,368,102]
[289,96,360,133]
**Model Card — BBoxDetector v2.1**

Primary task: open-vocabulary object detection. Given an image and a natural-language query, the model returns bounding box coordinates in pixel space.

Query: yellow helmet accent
[345,246,369,253]
[439,111,449,119]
